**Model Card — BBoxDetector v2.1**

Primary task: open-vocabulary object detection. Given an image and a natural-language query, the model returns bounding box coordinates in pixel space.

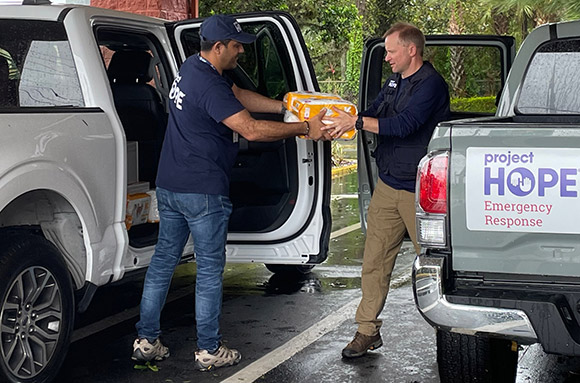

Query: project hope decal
[466,147,580,233]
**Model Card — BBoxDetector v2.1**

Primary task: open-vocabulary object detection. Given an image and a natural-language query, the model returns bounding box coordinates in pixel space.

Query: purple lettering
[484,154,494,165]
[484,167,505,195]
[538,168,558,196]
[560,168,577,197]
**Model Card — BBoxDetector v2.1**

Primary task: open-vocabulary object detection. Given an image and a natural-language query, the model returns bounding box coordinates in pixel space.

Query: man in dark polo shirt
[323,22,450,358]
[132,14,329,371]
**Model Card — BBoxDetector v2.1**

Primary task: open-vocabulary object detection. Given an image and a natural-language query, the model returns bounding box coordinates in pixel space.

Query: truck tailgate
[450,121,580,277]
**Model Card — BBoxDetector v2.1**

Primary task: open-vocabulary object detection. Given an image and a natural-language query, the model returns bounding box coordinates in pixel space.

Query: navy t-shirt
[156,55,244,196]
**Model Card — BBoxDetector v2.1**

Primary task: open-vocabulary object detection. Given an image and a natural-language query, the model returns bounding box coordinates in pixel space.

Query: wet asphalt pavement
[54,171,580,383]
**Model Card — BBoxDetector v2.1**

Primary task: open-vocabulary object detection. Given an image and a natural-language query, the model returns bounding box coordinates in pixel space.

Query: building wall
[91,0,195,20]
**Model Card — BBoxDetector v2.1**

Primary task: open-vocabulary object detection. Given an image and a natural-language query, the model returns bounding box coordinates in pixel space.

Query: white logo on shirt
[388,79,398,88]
[169,74,186,110]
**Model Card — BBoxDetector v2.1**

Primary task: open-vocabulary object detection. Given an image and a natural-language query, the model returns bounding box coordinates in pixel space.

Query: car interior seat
[108,50,167,187]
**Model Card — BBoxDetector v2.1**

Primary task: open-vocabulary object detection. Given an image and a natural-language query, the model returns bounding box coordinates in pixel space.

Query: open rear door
[357,34,516,231]
[166,12,332,265]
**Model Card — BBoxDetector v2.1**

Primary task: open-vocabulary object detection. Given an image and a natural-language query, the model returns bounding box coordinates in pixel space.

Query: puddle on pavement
[328,229,365,266]
[238,227,366,296]
[331,171,361,232]
[331,197,360,232]
[331,171,358,195]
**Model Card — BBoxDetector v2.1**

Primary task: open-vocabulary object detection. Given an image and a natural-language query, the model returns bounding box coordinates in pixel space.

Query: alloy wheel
[1,266,63,379]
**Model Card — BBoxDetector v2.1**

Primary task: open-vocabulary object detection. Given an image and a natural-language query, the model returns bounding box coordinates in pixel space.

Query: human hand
[321,107,357,139]
[306,108,333,141]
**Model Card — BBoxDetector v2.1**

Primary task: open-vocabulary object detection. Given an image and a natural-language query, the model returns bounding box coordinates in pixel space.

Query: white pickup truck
[413,19,580,383]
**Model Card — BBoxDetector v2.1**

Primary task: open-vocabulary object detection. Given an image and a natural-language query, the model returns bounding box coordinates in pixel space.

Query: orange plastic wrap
[283,91,341,114]
[283,92,358,140]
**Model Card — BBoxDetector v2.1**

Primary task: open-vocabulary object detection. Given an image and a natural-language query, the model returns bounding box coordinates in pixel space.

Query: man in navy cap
[132,14,329,372]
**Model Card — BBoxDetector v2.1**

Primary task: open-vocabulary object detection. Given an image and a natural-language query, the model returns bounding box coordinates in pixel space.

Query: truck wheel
[265,264,315,275]
[437,330,517,383]
[0,233,75,383]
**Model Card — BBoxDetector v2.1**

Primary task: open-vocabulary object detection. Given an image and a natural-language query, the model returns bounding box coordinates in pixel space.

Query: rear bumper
[412,254,538,344]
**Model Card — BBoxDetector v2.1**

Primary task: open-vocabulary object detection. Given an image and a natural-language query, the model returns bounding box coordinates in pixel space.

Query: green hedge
[450,96,497,114]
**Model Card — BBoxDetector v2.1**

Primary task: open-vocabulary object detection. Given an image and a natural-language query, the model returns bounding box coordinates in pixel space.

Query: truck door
[358,35,516,230]
[166,12,332,266]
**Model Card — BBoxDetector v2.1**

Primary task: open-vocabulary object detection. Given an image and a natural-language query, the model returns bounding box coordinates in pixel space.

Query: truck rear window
[517,39,580,115]
[0,20,84,108]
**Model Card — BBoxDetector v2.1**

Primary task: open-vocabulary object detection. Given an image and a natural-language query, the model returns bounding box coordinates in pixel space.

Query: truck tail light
[418,153,448,214]
[416,152,449,248]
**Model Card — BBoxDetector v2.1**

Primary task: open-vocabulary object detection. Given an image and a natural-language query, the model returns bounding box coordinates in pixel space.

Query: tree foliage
[343,15,363,101]
[200,0,580,104]
[200,0,359,92]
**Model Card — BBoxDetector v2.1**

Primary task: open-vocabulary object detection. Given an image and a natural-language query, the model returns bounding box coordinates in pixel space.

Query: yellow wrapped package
[283,93,358,140]
[283,91,341,114]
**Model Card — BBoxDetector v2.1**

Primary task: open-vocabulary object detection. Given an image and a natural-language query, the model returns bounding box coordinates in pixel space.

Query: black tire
[265,264,315,275]
[0,233,75,383]
[437,330,518,383]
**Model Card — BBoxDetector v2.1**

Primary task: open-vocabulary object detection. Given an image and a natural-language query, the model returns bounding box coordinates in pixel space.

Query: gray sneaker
[194,345,241,371]
[131,338,170,362]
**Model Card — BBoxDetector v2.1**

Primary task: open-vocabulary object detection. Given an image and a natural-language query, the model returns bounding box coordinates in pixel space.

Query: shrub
[450,96,497,114]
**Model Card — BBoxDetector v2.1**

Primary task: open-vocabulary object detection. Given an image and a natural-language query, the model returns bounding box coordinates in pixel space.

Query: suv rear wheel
[0,233,74,383]
[437,330,518,383]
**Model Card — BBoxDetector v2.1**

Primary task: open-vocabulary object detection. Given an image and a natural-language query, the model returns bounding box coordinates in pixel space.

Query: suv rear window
[0,20,84,108]
[517,38,580,114]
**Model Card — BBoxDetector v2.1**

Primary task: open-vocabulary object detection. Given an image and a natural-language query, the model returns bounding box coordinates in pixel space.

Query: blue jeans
[136,187,232,352]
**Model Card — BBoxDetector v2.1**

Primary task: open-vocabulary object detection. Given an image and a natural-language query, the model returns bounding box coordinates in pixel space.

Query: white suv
[0,5,332,382]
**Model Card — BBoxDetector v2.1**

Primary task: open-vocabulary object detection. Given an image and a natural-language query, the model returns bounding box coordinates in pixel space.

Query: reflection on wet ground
[331,168,358,196]
[262,272,323,295]
[331,172,360,232]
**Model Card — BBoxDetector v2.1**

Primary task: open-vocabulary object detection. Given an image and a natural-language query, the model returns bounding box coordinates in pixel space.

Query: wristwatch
[355,115,364,131]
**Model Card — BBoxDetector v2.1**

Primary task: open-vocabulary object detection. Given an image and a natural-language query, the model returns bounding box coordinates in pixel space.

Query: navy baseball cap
[200,15,257,44]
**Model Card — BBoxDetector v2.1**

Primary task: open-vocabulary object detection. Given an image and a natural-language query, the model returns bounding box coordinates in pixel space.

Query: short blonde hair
[384,22,425,57]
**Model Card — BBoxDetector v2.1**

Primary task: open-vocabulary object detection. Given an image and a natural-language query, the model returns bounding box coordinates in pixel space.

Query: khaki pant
[355,179,420,336]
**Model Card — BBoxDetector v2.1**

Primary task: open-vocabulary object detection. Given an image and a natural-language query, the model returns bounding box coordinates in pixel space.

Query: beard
[223,55,238,71]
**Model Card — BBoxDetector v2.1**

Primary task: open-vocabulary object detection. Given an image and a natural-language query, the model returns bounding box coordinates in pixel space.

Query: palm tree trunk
[449,0,466,98]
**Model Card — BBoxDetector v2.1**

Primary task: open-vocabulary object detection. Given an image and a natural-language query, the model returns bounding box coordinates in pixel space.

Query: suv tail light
[416,152,449,248]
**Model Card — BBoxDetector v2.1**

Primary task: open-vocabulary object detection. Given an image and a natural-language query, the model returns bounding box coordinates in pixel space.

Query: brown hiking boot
[341,331,383,359]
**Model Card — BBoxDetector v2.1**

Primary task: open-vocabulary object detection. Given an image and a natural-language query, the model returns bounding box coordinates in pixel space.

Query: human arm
[222,108,329,142]
[232,84,284,114]
[324,75,448,138]
[321,78,390,138]
[322,108,380,139]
